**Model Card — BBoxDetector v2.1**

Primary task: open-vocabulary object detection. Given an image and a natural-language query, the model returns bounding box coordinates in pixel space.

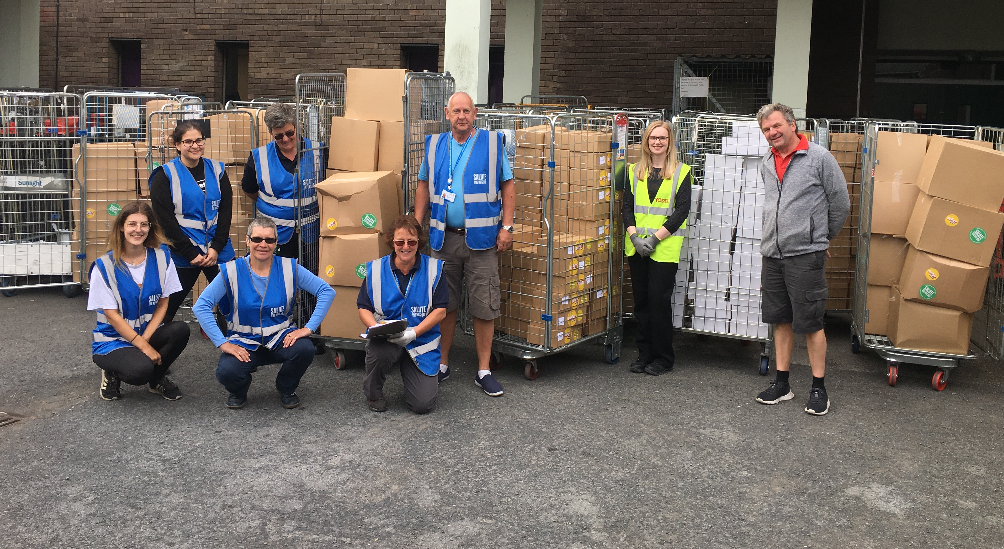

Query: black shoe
[756,381,794,404]
[280,392,300,409]
[313,338,326,356]
[629,360,647,373]
[368,398,387,412]
[804,387,830,416]
[149,376,182,401]
[645,361,673,376]
[225,393,247,409]
[100,370,122,401]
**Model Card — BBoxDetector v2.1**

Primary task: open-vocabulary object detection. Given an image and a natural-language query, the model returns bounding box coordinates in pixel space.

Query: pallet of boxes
[498,124,617,348]
[865,131,1004,356]
[826,132,863,310]
[315,68,406,342]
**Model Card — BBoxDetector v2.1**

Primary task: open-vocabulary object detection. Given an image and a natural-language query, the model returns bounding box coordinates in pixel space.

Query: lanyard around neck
[447,129,475,189]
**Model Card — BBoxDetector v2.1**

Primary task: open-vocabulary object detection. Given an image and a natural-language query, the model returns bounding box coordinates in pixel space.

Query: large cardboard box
[897,246,989,313]
[513,146,546,182]
[345,68,407,122]
[84,191,143,234]
[829,133,863,152]
[866,235,909,285]
[874,131,928,184]
[317,285,367,339]
[328,117,380,172]
[870,180,920,235]
[888,286,973,355]
[556,129,612,153]
[377,120,405,172]
[73,142,140,193]
[207,112,255,164]
[514,124,552,147]
[315,171,401,236]
[905,191,1004,267]
[865,284,894,335]
[916,135,1004,212]
[318,233,391,287]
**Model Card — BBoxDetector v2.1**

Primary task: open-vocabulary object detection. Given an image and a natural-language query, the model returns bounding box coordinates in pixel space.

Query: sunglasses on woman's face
[394,239,419,247]
[249,236,278,244]
[272,129,296,141]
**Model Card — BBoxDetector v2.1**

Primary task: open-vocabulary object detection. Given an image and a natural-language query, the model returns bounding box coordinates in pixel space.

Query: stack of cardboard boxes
[866,132,1004,354]
[316,68,406,339]
[826,132,864,309]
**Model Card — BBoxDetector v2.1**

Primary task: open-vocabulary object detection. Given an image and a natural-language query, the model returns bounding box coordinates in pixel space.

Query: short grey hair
[756,103,796,127]
[263,103,297,131]
[246,217,278,238]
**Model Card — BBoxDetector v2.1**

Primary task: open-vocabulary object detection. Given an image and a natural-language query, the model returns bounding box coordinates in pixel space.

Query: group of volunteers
[87,96,848,417]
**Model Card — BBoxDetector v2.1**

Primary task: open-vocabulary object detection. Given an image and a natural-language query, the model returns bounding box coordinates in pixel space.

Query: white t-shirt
[86,254,183,312]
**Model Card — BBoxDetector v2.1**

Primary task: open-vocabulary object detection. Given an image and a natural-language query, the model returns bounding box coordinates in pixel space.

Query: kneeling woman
[87,201,191,401]
[357,215,447,414]
[194,217,334,410]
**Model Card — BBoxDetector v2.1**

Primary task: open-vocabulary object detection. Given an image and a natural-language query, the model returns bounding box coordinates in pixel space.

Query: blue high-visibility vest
[91,245,170,355]
[251,140,320,245]
[218,255,298,350]
[161,157,235,267]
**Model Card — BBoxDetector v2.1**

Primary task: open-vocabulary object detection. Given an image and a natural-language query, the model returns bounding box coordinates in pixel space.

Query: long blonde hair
[634,121,678,182]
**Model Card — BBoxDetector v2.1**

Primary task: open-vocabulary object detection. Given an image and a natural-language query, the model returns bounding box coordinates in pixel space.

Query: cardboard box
[905,191,1004,267]
[917,135,1004,212]
[888,286,973,355]
[870,180,920,235]
[897,246,989,313]
[829,133,863,152]
[874,131,929,184]
[377,120,405,172]
[84,191,146,234]
[865,284,894,335]
[329,117,380,172]
[513,146,546,182]
[315,171,401,235]
[207,112,255,165]
[318,233,391,287]
[73,142,140,193]
[556,129,612,153]
[514,124,552,147]
[317,285,367,339]
[345,68,407,122]
[866,235,909,285]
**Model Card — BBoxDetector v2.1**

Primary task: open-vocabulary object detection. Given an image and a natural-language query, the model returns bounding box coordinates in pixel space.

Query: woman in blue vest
[193,217,335,410]
[623,121,693,375]
[357,215,447,414]
[149,120,235,324]
[87,201,191,401]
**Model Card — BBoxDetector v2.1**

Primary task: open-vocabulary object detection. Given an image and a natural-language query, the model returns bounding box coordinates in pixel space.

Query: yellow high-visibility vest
[624,162,691,263]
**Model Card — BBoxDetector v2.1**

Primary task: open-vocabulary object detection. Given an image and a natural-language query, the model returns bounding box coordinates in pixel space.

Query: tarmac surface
[2,287,1003,548]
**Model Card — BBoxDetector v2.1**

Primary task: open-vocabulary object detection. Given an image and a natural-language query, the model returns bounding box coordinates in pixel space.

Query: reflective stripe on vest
[221,256,297,350]
[624,162,691,263]
[91,246,169,354]
[251,141,319,244]
[163,158,233,266]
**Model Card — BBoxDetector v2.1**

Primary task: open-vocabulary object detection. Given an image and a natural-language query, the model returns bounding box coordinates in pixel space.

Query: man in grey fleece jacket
[754,103,850,416]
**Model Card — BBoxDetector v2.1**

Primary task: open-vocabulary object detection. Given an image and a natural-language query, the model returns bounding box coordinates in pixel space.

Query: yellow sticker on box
[925,268,939,281]
[945,214,959,227]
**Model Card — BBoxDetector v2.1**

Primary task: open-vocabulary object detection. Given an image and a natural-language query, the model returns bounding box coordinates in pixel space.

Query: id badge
[442,190,457,203]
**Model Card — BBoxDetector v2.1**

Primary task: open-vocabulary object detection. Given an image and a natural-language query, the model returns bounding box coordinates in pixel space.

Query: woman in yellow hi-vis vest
[623,121,692,375]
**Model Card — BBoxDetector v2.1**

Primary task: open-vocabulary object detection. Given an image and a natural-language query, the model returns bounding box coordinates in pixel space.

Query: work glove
[642,235,661,255]
[631,233,654,257]
[388,328,417,347]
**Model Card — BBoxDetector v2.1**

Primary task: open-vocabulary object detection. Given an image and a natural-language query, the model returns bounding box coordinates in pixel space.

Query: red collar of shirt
[772,133,809,182]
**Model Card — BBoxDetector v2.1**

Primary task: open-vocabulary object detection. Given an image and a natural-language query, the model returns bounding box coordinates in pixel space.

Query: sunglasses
[393,239,419,247]
[248,236,278,244]
[272,129,296,141]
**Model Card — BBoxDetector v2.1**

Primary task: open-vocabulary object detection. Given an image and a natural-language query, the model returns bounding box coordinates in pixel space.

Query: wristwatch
[502,225,514,233]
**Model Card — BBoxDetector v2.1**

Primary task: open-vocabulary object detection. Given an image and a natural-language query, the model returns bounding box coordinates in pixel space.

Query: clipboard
[362,319,409,339]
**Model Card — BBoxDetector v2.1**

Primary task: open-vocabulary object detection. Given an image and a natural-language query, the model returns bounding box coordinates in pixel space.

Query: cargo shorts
[761,250,828,334]
[431,230,501,320]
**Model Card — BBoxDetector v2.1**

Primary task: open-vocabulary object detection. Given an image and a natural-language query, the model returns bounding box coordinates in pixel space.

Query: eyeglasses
[272,129,296,141]
[648,136,670,142]
[393,239,419,247]
[124,221,151,229]
[179,137,206,146]
[248,236,278,244]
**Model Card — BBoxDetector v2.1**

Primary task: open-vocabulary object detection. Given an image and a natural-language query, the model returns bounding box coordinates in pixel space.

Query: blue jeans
[215,338,315,398]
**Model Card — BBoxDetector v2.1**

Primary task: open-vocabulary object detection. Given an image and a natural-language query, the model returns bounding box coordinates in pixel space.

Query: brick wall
[38,0,776,110]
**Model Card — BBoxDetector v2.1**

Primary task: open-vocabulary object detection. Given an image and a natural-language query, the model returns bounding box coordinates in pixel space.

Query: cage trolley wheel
[851,334,860,354]
[333,350,348,370]
[758,355,770,376]
[489,351,504,371]
[524,360,540,380]
[887,362,898,387]
[931,370,948,392]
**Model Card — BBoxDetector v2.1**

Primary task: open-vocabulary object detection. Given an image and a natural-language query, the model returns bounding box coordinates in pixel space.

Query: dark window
[488,46,504,106]
[401,44,439,73]
[218,41,250,103]
[111,40,141,87]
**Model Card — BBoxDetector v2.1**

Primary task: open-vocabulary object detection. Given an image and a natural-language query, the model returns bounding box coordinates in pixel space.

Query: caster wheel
[333,350,348,370]
[1,277,17,298]
[62,284,82,298]
[851,334,860,354]
[489,351,503,371]
[524,360,540,380]
[605,345,620,365]
[932,370,947,391]
[887,364,898,387]
[758,355,769,376]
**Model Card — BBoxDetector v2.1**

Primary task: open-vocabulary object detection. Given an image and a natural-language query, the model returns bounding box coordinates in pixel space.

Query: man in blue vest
[413,91,515,397]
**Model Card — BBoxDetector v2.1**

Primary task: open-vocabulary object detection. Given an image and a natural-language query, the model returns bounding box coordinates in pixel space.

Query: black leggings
[164,265,221,323]
[92,321,191,385]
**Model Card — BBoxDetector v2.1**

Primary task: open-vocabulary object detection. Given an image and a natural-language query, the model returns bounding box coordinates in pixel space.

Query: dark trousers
[363,339,438,414]
[164,265,221,323]
[92,321,191,385]
[215,338,315,398]
[628,255,678,368]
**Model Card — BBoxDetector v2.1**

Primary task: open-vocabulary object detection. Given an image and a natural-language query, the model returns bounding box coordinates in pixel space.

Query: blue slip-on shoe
[475,372,504,397]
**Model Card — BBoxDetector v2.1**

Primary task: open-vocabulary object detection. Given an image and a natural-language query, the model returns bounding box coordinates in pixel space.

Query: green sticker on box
[355,263,367,279]
[107,203,122,216]
[970,228,987,244]
[919,284,937,300]
[361,213,377,229]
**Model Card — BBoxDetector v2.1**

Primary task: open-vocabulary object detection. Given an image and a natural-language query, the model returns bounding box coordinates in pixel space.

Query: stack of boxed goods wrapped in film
[498,124,619,347]
[825,133,864,309]
[865,131,1004,355]
[315,68,406,340]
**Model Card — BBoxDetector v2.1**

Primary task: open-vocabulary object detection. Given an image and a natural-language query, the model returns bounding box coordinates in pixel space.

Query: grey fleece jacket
[759,140,850,259]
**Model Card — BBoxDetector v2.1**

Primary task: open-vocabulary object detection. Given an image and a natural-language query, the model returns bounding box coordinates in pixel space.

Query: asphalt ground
[1,287,1003,548]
